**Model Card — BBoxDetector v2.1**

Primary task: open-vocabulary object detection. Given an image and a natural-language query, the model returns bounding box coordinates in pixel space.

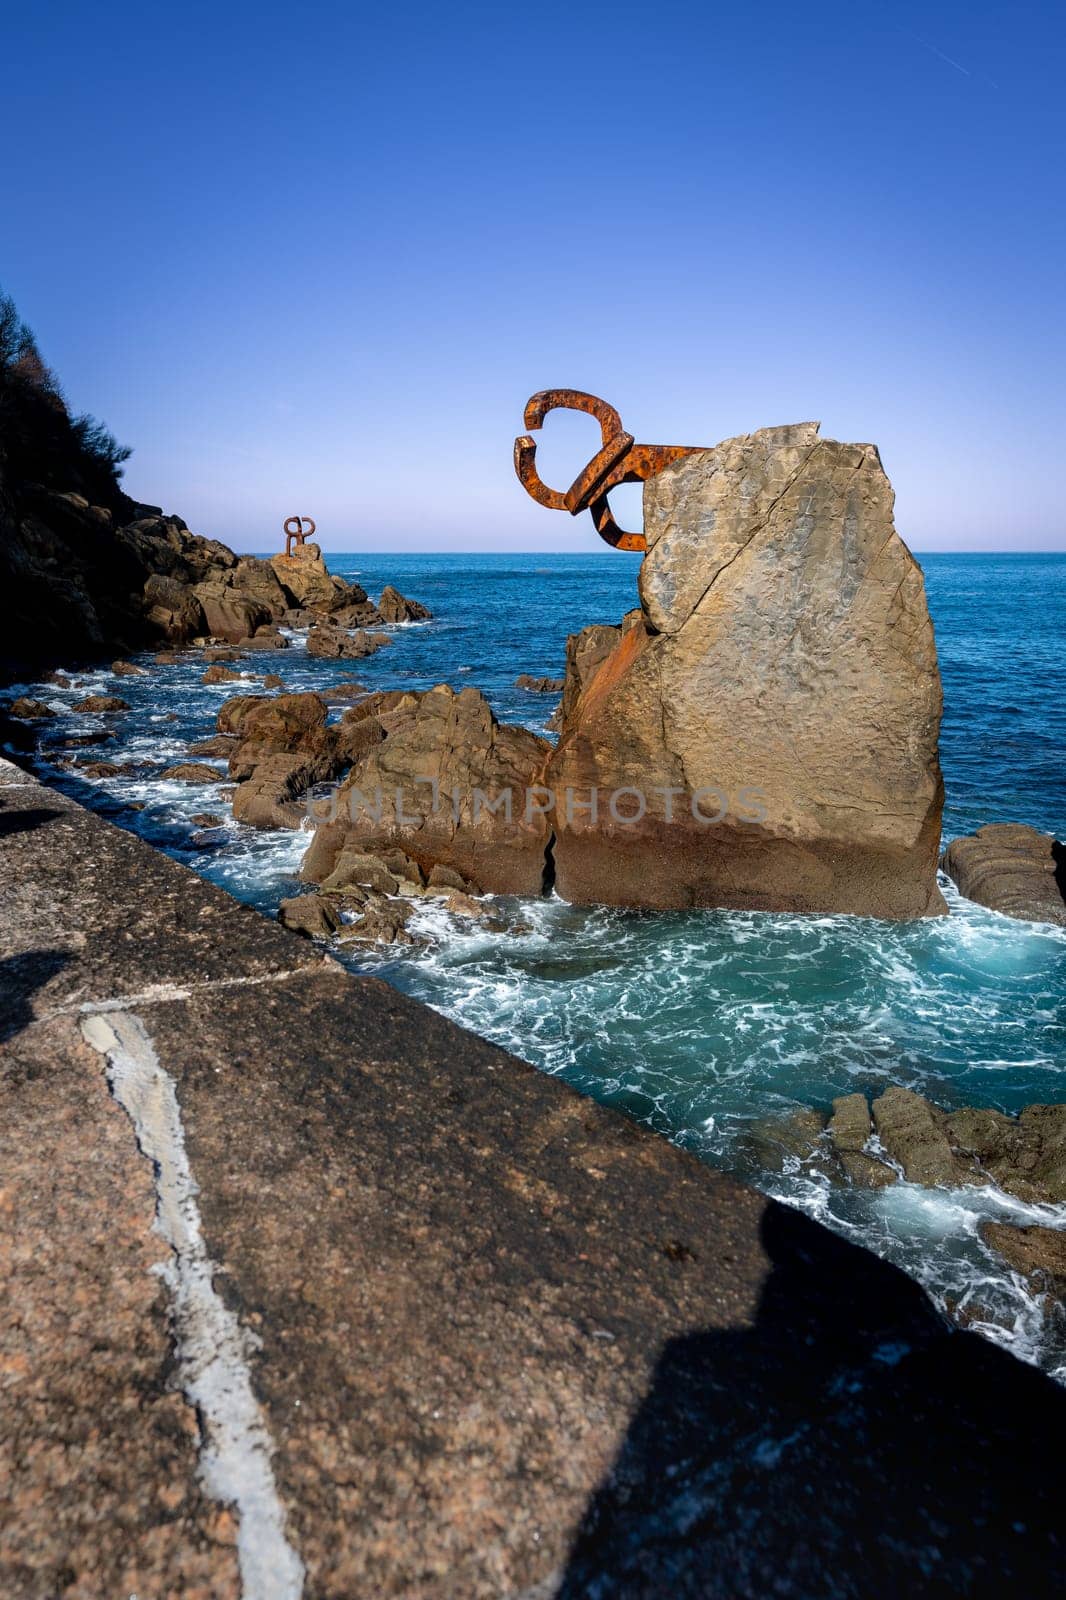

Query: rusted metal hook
[514,390,697,551]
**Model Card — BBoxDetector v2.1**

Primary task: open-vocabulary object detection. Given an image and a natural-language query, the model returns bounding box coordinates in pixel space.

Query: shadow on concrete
[557,1203,1065,1599]
[0,950,71,1041]
[0,802,64,837]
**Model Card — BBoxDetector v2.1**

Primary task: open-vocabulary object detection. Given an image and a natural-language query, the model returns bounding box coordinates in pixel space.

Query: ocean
[14,549,1066,1378]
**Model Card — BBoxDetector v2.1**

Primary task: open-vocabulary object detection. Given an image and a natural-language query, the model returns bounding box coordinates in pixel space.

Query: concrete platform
[2,758,1064,1598]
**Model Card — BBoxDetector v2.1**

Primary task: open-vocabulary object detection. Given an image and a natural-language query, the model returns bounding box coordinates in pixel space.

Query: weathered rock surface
[5,758,1066,1598]
[269,542,351,612]
[979,1222,1066,1300]
[9,697,55,719]
[942,824,1066,926]
[545,424,946,918]
[827,1093,897,1188]
[757,1088,1066,1205]
[71,693,128,714]
[306,624,392,659]
[277,892,341,939]
[302,684,553,894]
[377,584,432,623]
[158,762,227,784]
[220,692,344,829]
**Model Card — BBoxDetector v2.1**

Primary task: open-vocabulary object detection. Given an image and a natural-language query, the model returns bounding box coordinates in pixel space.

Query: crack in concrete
[80,1010,305,1600]
[35,958,338,1023]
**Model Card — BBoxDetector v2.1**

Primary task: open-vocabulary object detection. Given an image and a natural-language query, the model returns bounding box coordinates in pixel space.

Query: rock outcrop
[306,625,392,659]
[545,424,946,919]
[269,543,351,612]
[301,684,553,895]
[942,824,1066,926]
[377,584,432,623]
[750,1089,1066,1206]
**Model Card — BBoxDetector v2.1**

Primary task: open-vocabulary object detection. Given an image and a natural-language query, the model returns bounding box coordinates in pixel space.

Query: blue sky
[2,1,1063,551]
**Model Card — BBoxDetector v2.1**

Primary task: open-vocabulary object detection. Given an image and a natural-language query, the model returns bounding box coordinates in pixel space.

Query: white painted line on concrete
[81,1010,305,1600]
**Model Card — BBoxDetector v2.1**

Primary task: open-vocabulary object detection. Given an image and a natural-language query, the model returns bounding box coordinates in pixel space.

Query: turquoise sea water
[9,550,1066,1376]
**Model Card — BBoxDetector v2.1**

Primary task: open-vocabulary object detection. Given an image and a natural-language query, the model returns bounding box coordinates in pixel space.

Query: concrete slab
[2,760,1065,1597]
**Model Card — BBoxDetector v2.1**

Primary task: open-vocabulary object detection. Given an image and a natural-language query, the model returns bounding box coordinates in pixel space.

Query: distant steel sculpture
[283,515,316,558]
[514,390,698,551]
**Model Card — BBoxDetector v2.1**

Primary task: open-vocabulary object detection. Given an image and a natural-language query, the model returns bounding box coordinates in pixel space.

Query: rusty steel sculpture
[283,515,316,558]
[514,390,698,552]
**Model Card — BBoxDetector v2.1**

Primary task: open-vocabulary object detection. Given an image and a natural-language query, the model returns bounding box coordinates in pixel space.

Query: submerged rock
[942,824,1066,926]
[546,424,945,919]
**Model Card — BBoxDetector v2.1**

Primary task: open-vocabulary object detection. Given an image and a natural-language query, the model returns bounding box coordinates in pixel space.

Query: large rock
[301,684,552,895]
[143,573,206,642]
[191,577,272,644]
[377,584,432,623]
[942,824,1066,926]
[545,424,946,919]
[871,1087,978,1189]
[269,543,354,612]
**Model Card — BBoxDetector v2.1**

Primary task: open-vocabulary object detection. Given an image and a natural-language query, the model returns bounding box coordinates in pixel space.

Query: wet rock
[202,664,242,684]
[9,697,55,719]
[306,625,392,659]
[942,824,1066,927]
[301,685,552,896]
[278,893,341,939]
[515,674,565,693]
[337,893,419,946]
[153,651,181,664]
[71,694,129,713]
[190,812,224,827]
[377,584,432,623]
[111,659,147,676]
[187,734,238,757]
[827,1094,898,1188]
[39,670,74,686]
[200,646,246,663]
[76,760,122,778]
[871,1088,979,1189]
[158,763,226,784]
[262,673,285,690]
[979,1222,1066,1301]
[444,890,489,919]
[947,1104,1066,1205]
[330,600,386,628]
[237,628,290,652]
[324,678,368,701]
[546,425,945,918]
[742,1107,837,1177]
